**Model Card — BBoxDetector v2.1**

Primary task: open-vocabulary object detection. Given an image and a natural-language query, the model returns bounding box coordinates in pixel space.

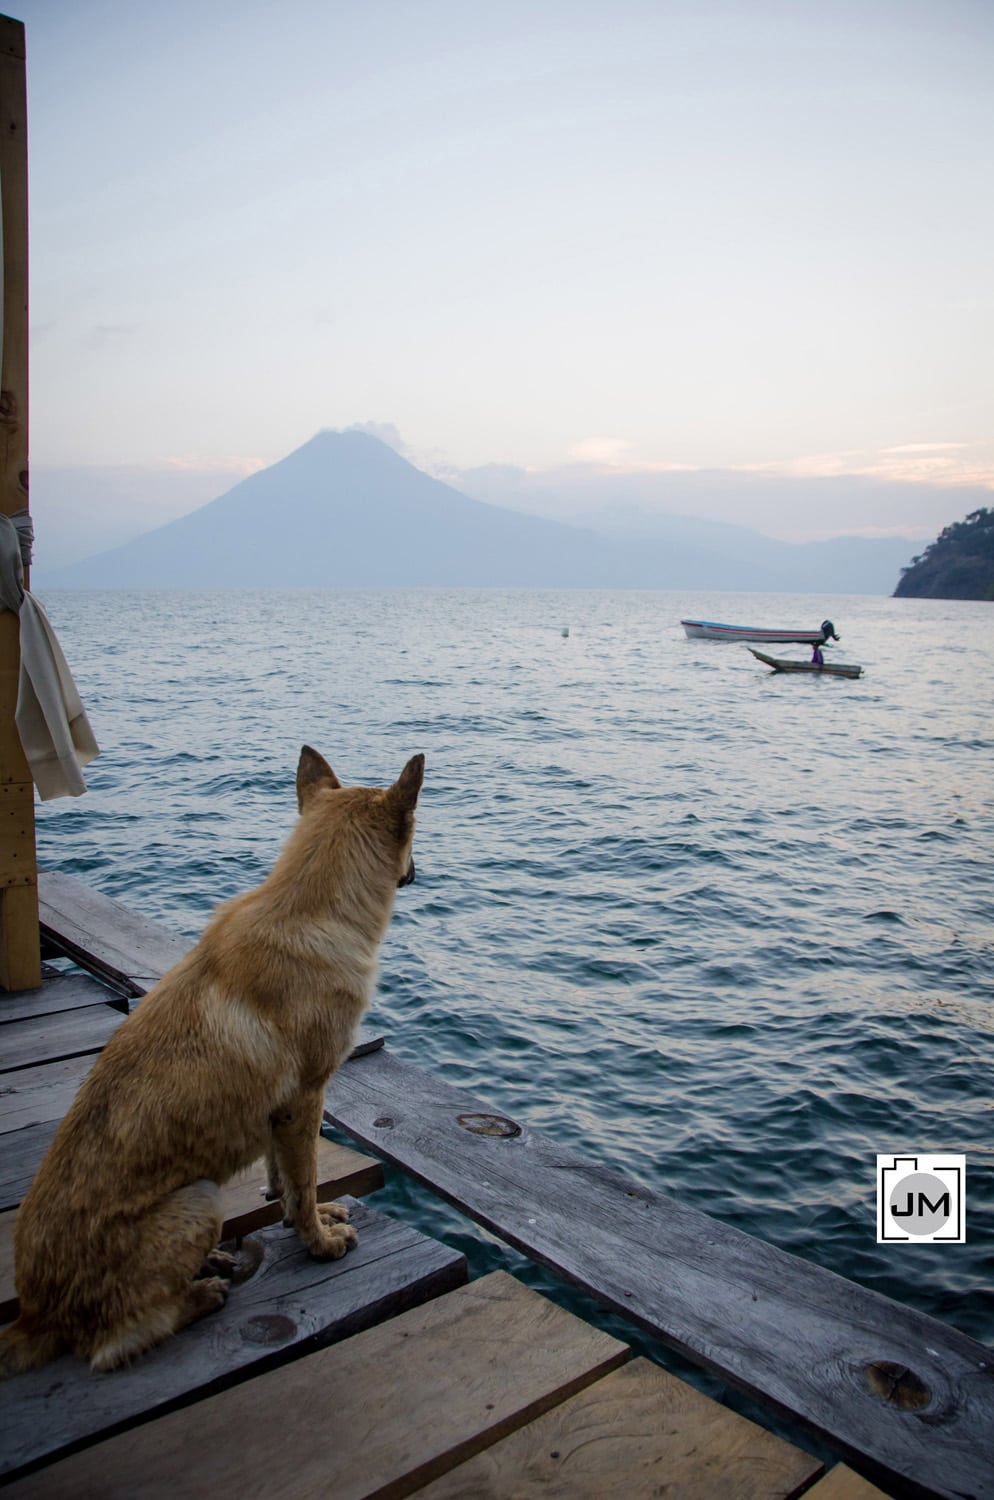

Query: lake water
[35,588,994,1357]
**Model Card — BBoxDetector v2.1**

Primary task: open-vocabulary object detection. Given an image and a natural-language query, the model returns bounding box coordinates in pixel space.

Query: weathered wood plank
[0,1137,384,1321]
[324,1048,994,1500]
[0,1197,466,1483]
[0,967,130,1023]
[5,1271,628,1500]
[0,1004,123,1073]
[37,870,188,996]
[0,1052,94,1132]
[0,1120,57,1212]
[415,1355,823,1499]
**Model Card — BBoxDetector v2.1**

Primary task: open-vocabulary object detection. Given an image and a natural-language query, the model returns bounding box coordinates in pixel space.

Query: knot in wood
[864,1360,931,1410]
[240,1313,297,1346]
[372,1115,395,1129]
[456,1112,521,1138]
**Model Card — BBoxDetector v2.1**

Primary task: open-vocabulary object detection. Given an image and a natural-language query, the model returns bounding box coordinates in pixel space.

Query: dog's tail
[0,1316,63,1378]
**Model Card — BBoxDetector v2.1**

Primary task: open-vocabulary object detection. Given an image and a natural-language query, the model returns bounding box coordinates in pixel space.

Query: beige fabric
[0,512,99,799]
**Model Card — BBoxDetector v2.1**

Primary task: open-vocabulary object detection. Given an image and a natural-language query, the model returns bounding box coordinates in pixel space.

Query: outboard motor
[820,619,840,642]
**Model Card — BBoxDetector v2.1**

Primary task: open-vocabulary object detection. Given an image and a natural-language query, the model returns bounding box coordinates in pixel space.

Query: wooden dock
[0,875,989,1496]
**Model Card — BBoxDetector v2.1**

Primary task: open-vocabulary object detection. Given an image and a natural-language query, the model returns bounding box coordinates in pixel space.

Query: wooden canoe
[750,648,863,679]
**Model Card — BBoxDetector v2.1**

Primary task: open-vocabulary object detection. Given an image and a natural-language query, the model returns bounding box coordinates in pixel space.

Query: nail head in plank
[4,1271,627,1500]
[0,1199,466,1483]
[415,1356,823,1500]
[324,1047,994,1500]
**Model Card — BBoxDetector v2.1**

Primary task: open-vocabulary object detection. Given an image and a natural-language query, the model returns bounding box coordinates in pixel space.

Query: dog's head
[295,746,424,888]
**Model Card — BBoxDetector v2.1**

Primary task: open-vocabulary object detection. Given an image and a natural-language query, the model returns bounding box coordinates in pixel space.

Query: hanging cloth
[0,510,99,798]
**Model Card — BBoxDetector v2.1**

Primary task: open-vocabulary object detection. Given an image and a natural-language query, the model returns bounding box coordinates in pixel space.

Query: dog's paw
[190,1275,231,1315]
[308,1223,358,1261]
[197,1249,237,1280]
[316,1201,351,1225]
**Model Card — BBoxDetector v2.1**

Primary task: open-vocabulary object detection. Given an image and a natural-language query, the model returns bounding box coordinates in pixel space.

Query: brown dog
[0,746,423,1374]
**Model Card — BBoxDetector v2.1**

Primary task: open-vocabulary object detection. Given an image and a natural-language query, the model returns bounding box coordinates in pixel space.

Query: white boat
[681,618,839,644]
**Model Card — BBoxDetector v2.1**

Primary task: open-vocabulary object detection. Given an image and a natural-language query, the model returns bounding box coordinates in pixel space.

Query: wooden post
[0,14,40,991]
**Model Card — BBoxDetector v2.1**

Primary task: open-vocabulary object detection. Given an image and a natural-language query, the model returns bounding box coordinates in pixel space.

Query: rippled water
[36,588,994,1348]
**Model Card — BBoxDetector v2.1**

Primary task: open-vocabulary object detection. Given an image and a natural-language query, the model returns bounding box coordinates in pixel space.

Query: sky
[13,0,994,556]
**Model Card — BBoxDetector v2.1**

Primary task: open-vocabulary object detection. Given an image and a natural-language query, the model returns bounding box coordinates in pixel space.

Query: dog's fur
[0,746,423,1374]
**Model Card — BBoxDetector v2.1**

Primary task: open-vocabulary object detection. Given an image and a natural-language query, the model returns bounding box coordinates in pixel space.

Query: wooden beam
[0,14,39,992]
[324,1047,994,1500]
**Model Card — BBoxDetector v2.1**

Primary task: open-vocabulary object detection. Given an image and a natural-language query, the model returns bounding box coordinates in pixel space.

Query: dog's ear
[296,746,341,810]
[389,753,425,813]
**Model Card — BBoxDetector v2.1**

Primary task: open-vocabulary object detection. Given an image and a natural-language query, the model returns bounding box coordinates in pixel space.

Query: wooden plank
[0,967,130,1023]
[0,1197,466,1483]
[0,13,39,994]
[0,1003,123,1072]
[324,1048,994,1500]
[0,1120,57,1211]
[5,1271,628,1499]
[37,870,192,996]
[0,1052,94,1132]
[415,1355,823,1499]
[36,871,383,1058]
[0,1137,384,1322]
[805,1467,893,1500]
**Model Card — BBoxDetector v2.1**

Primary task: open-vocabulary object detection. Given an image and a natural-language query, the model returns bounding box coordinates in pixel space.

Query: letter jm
[893,1191,950,1218]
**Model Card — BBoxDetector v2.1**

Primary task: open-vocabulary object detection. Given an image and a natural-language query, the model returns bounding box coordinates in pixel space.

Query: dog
[0,746,423,1374]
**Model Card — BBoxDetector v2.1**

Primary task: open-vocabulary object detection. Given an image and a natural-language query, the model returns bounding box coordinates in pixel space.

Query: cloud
[345,421,410,455]
[729,446,994,490]
[567,437,632,465]
[154,454,268,476]
[880,442,973,454]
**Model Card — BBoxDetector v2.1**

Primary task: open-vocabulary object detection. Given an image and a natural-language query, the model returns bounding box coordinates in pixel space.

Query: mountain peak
[39,431,913,593]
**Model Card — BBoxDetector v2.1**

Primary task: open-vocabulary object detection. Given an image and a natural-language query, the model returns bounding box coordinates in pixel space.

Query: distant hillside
[38,429,910,593]
[894,507,994,600]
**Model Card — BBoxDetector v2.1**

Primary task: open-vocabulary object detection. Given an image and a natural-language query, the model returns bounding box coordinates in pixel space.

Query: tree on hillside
[894,507,994,600]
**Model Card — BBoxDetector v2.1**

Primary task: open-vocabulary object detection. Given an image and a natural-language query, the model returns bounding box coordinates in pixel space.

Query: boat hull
[750,648,863,679]
[681,619,828,644]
